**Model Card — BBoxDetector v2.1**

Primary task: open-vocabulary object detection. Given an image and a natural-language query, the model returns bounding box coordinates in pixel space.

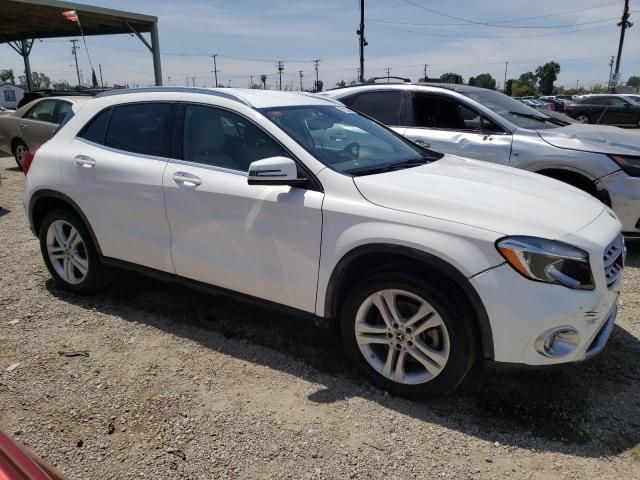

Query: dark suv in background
[564,95,640,126]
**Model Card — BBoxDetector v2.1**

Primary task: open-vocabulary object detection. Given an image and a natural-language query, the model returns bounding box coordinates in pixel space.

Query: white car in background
[23,87,623,397]
[325,83,640,236]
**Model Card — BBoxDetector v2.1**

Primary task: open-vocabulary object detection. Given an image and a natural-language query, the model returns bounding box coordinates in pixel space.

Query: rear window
[349,91,402,125]
[105,103,174,157]
[78,108,112,144]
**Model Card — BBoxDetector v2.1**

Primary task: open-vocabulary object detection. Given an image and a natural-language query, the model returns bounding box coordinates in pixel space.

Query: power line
[400,0,621,29]
[368,17,619,29]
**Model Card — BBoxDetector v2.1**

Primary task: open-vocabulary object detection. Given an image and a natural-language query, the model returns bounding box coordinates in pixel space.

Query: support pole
[150,22,162,86]
[612,0,632,93]
[21,39,34,92]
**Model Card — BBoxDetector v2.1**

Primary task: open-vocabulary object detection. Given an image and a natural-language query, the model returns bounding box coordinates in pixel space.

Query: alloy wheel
[14,143,27,167]
[46,220,89,285]
[354,289,450,385]
[576,115,589,124]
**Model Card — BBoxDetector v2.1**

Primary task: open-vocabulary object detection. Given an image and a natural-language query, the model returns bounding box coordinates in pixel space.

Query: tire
[12,139,28,169]
[39,209,112,294]
[575,114,590,124]
[340,272,476,399]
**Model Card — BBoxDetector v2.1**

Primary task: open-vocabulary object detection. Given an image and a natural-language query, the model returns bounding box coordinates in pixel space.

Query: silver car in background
[0,96,87,169]
[325,83,640,236]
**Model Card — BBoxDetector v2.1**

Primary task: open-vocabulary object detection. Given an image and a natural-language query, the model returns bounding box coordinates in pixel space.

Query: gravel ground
[1,153,639,480]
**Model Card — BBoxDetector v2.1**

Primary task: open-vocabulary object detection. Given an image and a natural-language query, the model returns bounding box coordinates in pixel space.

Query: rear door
[343,90,406,136]
[404,93,512,165]
[606,96,637,125]
[60,102,175,272]
[19,99,58,149]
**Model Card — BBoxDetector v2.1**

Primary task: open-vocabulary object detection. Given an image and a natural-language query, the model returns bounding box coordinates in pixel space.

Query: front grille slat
[603,234,624,288]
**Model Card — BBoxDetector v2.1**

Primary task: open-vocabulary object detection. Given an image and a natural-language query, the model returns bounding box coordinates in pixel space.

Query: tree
[440,72,463,84]
[468,76,476,86]
[260,74,267,89]
[314,80,324,92]
[511,82,536,97]
[18,71,52,89]
[535,61,561,95]
[627,76,640,88]
[0,69,15,84]
[52,81,72,90]
[335,80,347,87]
[505,79,515,96]
[518,72,537,89]
[472,73,496,89]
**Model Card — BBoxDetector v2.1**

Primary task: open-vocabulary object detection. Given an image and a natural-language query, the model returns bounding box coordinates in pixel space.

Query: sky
[1,0,639,90]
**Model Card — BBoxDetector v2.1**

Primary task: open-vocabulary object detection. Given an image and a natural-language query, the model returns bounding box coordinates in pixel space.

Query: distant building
[0,83,24,109]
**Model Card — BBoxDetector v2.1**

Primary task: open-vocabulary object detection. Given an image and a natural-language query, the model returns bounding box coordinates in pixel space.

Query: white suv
[23,87,624,397]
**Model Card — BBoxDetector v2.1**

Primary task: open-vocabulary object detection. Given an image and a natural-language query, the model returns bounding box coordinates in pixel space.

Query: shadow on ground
[45,248,640,459]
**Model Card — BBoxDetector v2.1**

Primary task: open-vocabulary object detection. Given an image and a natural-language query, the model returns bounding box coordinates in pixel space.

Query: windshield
[260,105,440,175]
[462,89,562,130]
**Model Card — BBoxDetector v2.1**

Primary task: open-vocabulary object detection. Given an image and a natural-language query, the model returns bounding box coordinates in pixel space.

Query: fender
[28,189,103,256]
[324,243,494,359]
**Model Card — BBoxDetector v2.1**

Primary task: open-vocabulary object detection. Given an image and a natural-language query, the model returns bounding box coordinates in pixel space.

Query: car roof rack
[365,76,412,84]
[95,86,251,106]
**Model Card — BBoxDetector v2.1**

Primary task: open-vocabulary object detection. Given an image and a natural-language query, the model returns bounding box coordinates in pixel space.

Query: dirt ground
[1,153,639,480]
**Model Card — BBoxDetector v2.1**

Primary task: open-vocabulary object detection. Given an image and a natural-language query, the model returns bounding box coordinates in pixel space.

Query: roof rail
[95,86,251,106]
[365,76,411,84]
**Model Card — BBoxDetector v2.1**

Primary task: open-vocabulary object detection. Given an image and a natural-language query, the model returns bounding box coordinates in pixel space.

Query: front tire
[575,114,590,124]
[340,272,476,398]
[39,209,111,294]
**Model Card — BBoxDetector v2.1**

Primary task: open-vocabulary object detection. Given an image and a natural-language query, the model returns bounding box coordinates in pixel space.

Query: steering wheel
[339,142,360,160]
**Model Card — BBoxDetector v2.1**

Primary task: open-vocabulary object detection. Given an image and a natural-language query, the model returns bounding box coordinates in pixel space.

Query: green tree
[535,61,561,95]
[518,72,537,89]
[511,82,536,97]
[472,73,496,89]
[260,74,267,89]
[335,80,347,87]
[468,76,476,86]
[505,79,515,96]
[440,72,463,84]
[627,76,640,88]
[0,69,15,84]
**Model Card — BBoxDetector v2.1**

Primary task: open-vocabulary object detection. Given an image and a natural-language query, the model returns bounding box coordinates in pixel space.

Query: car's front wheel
[575,114,590,124]
[340,272,476,398]
[39,209,111,294]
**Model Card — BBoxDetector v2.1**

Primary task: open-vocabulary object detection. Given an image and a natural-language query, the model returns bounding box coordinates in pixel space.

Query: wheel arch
[535,167,610,205]
[324,243,494,359]
[29,189,103,256]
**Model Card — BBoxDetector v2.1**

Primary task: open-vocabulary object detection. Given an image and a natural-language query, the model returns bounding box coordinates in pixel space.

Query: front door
[163,103,324,313]
[405,93,513,165]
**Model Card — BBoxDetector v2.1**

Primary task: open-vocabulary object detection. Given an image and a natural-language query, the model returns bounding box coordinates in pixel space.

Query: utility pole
[192,76,196,87]
[211,54,219,87]
[608,56,615,92]
[576,79,580,90]
[99,63,104,88]
[250,75,254,88]
[385,67,391,83]
[70,39,81,87]
[299,70,304,91]
[423,64,428,81]
[613,0,632,93]
[357,0,366,83]
[503,61,509,94]
[313,59,321,92]
[277,61,284,90]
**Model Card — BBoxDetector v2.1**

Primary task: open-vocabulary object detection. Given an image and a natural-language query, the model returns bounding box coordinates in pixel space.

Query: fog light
[535,327,580,358]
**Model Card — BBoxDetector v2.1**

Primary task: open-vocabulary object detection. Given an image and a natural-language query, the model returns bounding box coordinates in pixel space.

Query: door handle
[413,139,431,148]
[74,155,96,168]
[173,171,202,187]
[20,124,28,129]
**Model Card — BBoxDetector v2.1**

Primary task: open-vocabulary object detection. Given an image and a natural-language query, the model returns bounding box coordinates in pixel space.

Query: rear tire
[340,272,476,398]
[12,140,28,169]
[39,209,112,294]
[575,114,590,124]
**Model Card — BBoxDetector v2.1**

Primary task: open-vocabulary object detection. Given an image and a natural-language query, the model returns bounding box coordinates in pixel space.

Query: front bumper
[597,170,640,235]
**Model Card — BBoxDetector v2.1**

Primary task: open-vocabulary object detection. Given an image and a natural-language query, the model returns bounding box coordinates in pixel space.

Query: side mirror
[247,156,307,186]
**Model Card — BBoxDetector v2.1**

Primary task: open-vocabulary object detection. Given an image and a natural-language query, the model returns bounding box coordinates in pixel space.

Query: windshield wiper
[349,158,429,176]
[507,111,552,122]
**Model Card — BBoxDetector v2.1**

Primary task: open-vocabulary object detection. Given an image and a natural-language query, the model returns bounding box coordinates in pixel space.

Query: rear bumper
[597,170,640,234]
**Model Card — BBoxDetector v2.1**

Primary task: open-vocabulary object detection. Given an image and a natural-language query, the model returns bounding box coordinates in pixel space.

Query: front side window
[183,104,287,171]
[105,103,173,157]
[261,105,438,176]
[24,99,57,123]
[349,91,402,125]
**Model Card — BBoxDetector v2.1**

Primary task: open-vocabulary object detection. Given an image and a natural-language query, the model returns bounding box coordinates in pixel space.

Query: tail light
[564,104,575,112]
[21,148,38,175]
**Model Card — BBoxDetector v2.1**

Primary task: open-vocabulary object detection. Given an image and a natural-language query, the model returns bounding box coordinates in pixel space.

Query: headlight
[609,155,640,177]
[496,236,594,290]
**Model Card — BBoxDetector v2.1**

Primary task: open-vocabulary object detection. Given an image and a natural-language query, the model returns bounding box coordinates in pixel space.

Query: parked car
[0,96,88,169]
[0,105,14,115]
[0,430,65,479]
[23,87,623,398]
[324,83,640,235]
[563,94,640,127]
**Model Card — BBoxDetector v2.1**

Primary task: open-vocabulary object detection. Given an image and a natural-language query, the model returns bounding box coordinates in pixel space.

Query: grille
[603,234,625,288]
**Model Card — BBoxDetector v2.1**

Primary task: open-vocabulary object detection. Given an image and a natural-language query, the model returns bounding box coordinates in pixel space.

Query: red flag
[62,10,79,22]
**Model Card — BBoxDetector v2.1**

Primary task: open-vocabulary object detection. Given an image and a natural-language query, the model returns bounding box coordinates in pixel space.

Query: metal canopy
[0,0,162,89]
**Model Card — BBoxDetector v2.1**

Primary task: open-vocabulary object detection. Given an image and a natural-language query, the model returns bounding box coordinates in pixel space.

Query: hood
[354,155,605,238]
[537,124,640,156]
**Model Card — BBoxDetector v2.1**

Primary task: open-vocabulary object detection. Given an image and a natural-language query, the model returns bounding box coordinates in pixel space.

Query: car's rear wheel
[575,114,590,124]
[340,272,476,398]
[12,140,28,169]
[39,209,111,294]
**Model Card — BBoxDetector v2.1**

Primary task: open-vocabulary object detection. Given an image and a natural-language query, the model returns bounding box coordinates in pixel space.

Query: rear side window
[78,108,112,144]
[54,101,73,124]
[105,103,174,157]
[350,91,402,125]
